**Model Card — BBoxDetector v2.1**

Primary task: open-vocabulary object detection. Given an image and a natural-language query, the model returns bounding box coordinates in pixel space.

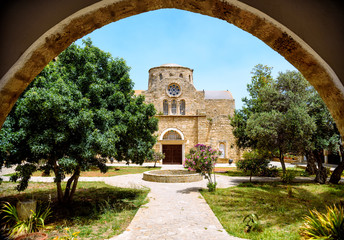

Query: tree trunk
[329,161,344,184]
[68,173,80,202]
[329,144,344,184]
[305,151,317,175]
[314,150,327,184]
[279,152,286,174]
[53,160,63,203]
[63,167,80,203]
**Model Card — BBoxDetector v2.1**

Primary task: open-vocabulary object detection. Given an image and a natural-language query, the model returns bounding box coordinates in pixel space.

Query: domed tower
[148,63,194,90]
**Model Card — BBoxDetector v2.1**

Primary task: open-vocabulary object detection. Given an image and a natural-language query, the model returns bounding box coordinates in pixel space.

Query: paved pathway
[103,172,244,240]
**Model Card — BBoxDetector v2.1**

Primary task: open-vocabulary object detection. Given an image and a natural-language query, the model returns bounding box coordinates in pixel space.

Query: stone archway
[1,0,344,136]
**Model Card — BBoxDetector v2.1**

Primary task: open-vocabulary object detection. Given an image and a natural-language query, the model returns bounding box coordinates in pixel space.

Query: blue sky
[76,9,297,109]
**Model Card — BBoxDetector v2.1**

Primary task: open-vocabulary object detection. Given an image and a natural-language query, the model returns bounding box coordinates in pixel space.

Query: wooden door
[162,145,182,164]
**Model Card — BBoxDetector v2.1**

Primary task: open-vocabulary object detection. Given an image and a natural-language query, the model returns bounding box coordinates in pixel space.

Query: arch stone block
[1,0,344,136]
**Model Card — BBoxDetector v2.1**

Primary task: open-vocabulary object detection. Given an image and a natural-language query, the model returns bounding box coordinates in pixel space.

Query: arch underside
[1,0,344,136]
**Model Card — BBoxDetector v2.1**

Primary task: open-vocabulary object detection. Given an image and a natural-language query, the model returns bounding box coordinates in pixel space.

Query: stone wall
[139,64,242,163]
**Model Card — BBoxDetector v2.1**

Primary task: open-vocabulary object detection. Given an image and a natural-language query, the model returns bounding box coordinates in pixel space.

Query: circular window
[167,83,181,97]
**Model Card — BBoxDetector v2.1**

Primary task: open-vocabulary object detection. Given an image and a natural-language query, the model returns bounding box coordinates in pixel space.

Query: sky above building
[75,9,297,109]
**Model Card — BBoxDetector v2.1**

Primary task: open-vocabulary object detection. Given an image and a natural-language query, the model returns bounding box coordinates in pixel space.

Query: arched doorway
[1,0,344,137]
[159,128,186,165]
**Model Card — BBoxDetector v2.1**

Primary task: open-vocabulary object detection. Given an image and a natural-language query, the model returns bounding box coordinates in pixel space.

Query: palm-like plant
[299,204,344,239]
[1,201,52,237]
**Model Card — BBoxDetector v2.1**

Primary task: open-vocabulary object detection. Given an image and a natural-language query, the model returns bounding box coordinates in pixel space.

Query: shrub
[258,166,279,177]
[243,213,262,233]
[145,151,165,167]
[237,151,270,182]
[281,169,296,183]
[299,204,344,239]
[184,144,220,191]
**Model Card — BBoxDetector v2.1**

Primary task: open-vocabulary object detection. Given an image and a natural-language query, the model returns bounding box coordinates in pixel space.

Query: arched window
[163,130,182,140]
[219,143,225,158]
[179,73,183,78]
[180,100,185,115]
[171,100,177,115]
[163,100,168,115]
[159,73,163,80]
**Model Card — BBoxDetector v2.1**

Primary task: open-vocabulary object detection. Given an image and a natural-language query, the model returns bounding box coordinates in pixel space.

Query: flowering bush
[184,144,220,191]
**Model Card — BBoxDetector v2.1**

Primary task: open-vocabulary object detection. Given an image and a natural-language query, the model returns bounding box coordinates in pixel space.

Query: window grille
[180,100,185,115]
[163,130,182,140]
[171,100,177,115]
[163,100,168,115]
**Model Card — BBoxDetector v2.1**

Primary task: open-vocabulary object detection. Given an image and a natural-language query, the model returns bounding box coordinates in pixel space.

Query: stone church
[135,64,241,165]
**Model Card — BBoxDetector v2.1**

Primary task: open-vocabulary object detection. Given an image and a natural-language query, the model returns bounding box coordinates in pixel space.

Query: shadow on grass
[0,182,148,228]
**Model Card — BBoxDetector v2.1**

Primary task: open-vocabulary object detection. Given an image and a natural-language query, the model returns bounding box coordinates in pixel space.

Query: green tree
[305,89,341,183]
[245,71,316,174]
[231,65,344,183]
[0,39,158,202]
[230,64,274,149]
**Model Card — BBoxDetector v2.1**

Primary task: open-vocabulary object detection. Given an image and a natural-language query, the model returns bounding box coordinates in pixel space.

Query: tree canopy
[231,64,342,182]
[0,39,158,202]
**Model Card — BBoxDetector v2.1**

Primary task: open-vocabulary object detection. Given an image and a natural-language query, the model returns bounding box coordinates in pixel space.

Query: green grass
[5,166,160,177]
[217,166,314,177]
[0,181,149,240]
[201,182,344,240]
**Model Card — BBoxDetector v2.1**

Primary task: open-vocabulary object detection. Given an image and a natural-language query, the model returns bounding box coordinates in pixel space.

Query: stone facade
[136,64,241,164]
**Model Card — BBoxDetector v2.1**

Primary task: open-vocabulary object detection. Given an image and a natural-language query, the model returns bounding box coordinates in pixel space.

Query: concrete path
[104,173,244,240]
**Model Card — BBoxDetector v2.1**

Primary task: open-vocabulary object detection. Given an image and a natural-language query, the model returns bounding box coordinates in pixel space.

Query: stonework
[136,64,241,164]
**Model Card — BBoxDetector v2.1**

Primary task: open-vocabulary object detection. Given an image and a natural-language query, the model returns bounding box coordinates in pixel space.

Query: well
[143,169,202,183]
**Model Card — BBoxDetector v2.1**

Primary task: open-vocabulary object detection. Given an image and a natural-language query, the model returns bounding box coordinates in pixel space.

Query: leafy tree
[231,64,344,183]
[246,71,316,174]
[305,89,341,183]
[230,64,273,149]
[0,39,158,202]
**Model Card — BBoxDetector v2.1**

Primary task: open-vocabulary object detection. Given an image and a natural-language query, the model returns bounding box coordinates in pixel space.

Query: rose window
[167,83,181,97]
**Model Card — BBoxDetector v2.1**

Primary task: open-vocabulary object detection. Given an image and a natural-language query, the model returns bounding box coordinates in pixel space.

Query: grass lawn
[4,166,160,177]
[201,182,344,240]
[0,181,149,240]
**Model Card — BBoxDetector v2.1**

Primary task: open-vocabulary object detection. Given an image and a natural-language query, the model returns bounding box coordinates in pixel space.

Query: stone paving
[103,169,245,240]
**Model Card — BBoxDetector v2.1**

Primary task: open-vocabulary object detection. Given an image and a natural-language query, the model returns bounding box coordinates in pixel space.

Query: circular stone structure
[143,170,202,183]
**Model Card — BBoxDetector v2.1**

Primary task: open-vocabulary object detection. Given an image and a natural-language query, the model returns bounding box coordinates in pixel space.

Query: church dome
[160,63,184,67]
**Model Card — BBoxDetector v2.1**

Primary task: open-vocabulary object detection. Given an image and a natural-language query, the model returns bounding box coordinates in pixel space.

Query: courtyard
[1,163,343,240]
